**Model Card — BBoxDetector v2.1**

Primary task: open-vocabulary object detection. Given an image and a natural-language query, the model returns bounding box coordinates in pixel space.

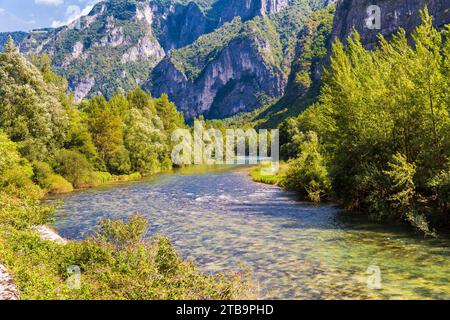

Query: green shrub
[429,165,450,211]
[155,237,181,276]
[53,149,94,188]
[46,174,74,194]
[32,161,73,194]
[107,146,132,175]
[0,131,41,198]
[95,215,148,247]
[282,132,330,202]
[0,193,54,229]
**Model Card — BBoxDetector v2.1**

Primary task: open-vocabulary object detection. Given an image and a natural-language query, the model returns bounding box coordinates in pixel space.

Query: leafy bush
[282,131,330,202]
[53,149,94,189]
[95,215,148,247]
[107,146,132,175]
[0,131,41,198]
[0,213,255,300]
[32,161,73,194]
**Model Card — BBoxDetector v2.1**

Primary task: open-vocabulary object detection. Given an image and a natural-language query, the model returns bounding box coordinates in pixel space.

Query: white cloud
[51,0,101,28]
[35,0,64,6]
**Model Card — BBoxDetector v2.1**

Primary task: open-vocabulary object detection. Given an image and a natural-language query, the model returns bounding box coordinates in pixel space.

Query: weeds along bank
[269,10,450,236]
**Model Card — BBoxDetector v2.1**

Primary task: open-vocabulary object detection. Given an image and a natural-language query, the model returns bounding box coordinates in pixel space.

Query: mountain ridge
[0,0,326,120]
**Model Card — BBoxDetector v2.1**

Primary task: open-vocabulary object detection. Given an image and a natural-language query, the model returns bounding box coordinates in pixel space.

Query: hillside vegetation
[278,10,450,235]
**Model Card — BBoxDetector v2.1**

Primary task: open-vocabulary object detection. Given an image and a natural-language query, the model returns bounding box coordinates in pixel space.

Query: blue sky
[0,0,101,32]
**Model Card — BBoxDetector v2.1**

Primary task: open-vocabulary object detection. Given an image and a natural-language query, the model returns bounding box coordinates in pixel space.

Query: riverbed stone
[0,264,19,300]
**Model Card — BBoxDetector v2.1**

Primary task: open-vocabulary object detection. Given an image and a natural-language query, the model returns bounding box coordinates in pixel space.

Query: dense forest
[276,9,450,235]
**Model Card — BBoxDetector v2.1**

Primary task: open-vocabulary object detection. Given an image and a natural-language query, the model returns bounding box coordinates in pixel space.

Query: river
[49,166,450,300]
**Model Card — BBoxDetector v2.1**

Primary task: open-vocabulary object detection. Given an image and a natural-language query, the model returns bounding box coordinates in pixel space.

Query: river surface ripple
[50,167,450,299]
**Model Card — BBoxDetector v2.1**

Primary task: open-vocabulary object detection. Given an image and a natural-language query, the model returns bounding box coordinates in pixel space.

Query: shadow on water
[48,166,450,300]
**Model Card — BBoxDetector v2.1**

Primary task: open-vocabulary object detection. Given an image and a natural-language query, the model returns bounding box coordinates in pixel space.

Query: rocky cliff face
[151,32,286,118]
[7,0,301,104]
[212,0,291,23]
[332,0,450,47]
[158,2,210,50]
[158,0,293,50]
[149,0,324,119]
[19,0,167,100]
[1,0,327,119]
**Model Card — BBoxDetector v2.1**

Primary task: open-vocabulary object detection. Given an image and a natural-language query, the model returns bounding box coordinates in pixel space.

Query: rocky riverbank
[0,225,67,300]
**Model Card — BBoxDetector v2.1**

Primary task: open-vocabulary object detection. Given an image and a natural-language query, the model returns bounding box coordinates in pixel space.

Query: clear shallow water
[49,166,450,300]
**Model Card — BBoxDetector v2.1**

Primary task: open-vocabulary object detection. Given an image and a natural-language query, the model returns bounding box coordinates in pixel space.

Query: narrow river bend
[49,166,450,300]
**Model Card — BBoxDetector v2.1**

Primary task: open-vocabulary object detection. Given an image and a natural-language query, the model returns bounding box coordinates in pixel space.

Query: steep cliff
[332,0,450,48]
[210,0,291,23]
[19,0,167,100]
[150,0,326,119]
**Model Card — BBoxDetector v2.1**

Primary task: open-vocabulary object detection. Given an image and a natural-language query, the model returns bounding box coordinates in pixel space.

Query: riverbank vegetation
[0,38,253,299]
[1,38,185,194]
[250,162,287,186]
[278,9,450,235]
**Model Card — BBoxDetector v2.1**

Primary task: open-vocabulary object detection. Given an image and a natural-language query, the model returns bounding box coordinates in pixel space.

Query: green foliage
[384,153,417,214]
[0,38,68,161]
[0,209,254,299]
[250,162,287,186]
[76,88,183,175]
[155,237,181,276]
[84,96,124,171]
[124,107,167,174]
[282,131,330,202]
[95,215,148,247]
[155,94,185,134]
[53,149,94,189]
[32,161,73,194]
[279,8,450,232]
[64,108,98,162]
[0,131,40,199]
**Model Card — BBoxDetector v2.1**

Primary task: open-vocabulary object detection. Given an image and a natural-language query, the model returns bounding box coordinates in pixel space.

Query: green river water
[50,166,450,299]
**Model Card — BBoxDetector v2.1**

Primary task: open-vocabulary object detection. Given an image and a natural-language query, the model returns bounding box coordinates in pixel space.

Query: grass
[250,162,287,186]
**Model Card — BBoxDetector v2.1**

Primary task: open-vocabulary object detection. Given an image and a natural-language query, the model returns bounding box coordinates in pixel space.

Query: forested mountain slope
[149,1,327,118]
[0,0,329,119]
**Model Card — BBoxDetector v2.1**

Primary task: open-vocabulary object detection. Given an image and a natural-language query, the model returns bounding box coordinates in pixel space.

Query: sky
[0,0,102,32]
